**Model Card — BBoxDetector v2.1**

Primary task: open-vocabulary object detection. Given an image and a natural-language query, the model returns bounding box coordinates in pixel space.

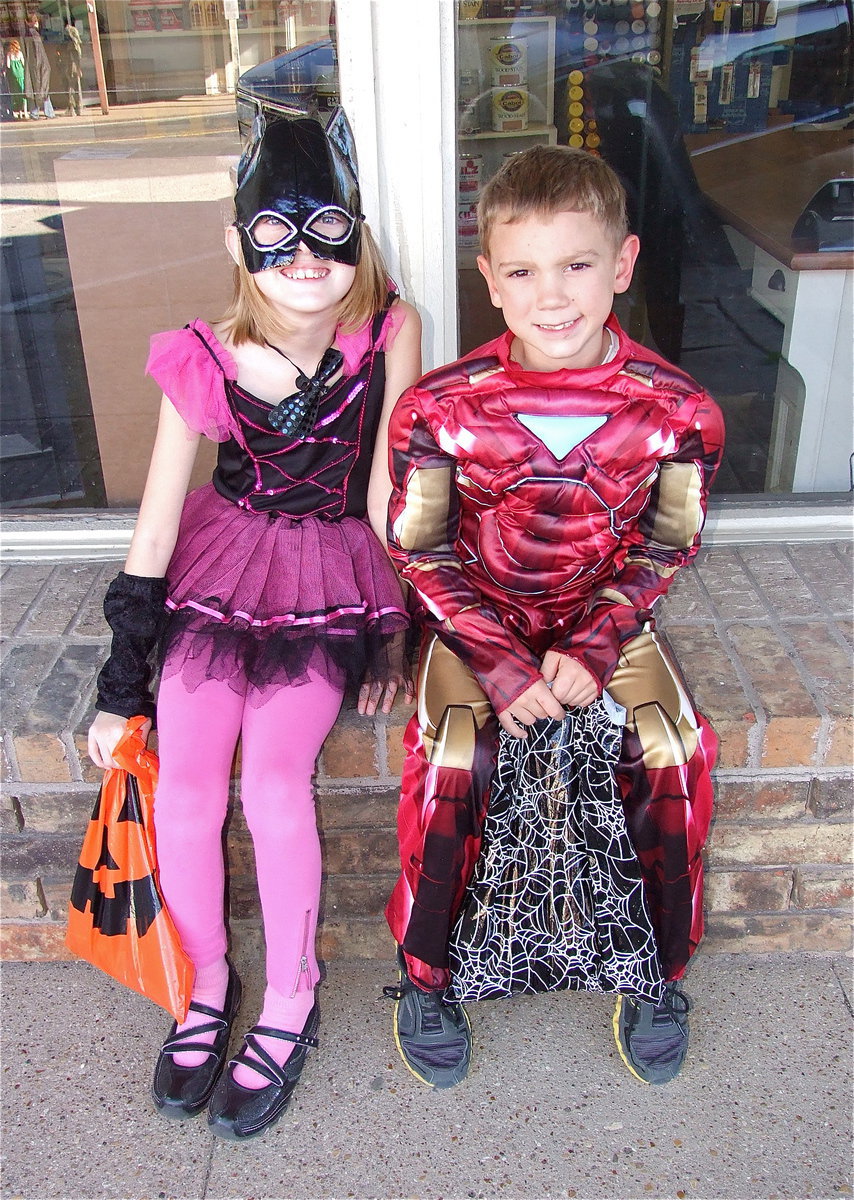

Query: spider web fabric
[448,702,664,1004]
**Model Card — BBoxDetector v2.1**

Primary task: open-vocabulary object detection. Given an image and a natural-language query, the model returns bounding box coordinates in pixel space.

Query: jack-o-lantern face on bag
[65,717,193,1022]
[69,776,161,938]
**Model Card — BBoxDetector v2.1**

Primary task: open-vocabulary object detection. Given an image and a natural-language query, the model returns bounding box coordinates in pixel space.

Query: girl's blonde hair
[219,221,391,346]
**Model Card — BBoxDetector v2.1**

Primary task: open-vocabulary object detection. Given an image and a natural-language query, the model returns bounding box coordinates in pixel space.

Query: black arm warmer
[95,571,169,722]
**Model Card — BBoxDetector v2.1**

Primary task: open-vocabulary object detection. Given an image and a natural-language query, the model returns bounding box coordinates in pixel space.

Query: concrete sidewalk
[1,950,851,1200]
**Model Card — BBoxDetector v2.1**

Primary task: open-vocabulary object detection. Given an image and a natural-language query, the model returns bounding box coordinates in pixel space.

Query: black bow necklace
[265,340,344,438]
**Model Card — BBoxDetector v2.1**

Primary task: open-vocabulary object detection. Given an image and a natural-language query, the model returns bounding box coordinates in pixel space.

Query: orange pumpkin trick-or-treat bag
[66,716,193,1021]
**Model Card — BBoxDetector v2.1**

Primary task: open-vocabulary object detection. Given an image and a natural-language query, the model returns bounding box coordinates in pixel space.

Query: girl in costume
[87,110,420,1141]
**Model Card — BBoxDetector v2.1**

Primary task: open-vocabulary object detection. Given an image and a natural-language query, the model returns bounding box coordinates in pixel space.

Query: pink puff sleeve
[337,294,406,377]
[145,319,239,443]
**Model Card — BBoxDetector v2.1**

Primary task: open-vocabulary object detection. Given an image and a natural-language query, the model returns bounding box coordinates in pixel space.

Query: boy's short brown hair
[478,145,629,255]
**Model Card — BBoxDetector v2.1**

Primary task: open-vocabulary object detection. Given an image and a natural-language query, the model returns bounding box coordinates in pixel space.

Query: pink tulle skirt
[159,483,408,699]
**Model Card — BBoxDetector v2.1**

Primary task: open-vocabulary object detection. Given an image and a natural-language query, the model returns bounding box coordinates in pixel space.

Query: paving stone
[727,624,821,718]
[2,642,62,728]
[787,541,854,617]
[322,828,399,875]
[13,788,95,834]
[741,544,828,619]
[704,912,853,953]
[0,923,75,961]
[705,868,793,913]
[781,622,853,717]
[707,819,851,866]
[70,563,118,636]
[23,644,104,735]
[0,563,55,634]
[762,714,822,767]
[658,562,717,622]
[696,548,764,620]
[385,724,408,776]
[0,739,12,785]
[824,716,854,768]
[2,833,81,877]
[13,733,72,783]
[324,874,397,917]
[319,719,380,780]
[18,563,105,637]
[792,868,854,910]
[39,879,78,923]
[319,916,391,960]
[712,718,754,768]
[316,788,398,830]
[71,732,103,784]
[0,879,48,920]
[807,775,854,818]
[661,625,755,725]
[0,796,23,835]
[712,778,810,821]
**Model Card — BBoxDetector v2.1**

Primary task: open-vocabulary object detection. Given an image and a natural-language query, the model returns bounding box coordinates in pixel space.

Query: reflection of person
[61,20,82,116]
[86,110,421,1141]
[4,38,29,118]
[23,13,53,117]
[384,146,724,1089]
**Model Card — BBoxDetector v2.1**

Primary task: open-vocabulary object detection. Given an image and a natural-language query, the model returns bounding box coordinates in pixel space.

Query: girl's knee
[241,783,317,845]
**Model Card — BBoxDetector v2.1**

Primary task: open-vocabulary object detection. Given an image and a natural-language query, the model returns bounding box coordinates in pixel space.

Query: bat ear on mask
[234,107,364,274]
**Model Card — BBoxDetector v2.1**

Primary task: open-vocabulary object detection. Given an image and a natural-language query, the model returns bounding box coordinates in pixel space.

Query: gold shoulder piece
[617,368,655,388]
[467,365,505,386]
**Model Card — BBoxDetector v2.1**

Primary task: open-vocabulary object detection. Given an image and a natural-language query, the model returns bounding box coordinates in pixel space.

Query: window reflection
[456,0,853,494]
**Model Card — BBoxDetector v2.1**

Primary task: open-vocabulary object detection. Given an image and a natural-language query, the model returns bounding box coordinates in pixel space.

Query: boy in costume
[383,146,724,1088]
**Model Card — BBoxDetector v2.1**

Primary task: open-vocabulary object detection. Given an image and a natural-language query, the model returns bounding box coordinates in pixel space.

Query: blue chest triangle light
[516,413,608,460]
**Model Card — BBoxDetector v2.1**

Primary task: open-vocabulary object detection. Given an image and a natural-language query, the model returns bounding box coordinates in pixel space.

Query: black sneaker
[383,949,471,1089]
[613,981,690,1085]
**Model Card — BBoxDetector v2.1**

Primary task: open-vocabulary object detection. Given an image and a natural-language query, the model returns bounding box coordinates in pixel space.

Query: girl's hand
[358,670,415,717]
[87,711,151,770]
[540,650,599,708]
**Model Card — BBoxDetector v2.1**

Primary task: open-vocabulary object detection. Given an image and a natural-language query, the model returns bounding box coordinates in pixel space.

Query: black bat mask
[234,110,363,273]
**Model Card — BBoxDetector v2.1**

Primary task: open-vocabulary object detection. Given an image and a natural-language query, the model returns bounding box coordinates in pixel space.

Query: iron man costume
[384,315,725,990]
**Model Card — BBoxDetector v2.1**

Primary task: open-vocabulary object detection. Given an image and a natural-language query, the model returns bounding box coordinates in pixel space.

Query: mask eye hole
[303,206,355,244]
[244,211,299,250]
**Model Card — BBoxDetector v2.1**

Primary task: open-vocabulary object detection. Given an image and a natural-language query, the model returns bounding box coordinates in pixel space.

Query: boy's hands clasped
[498,650,599,739]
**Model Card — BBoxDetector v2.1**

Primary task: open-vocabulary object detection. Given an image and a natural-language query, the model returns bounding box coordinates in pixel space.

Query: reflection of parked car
[236,39,337,141]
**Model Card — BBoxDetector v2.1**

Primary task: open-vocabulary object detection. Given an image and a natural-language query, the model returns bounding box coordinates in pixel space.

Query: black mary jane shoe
[207,1003,320,1141]
[151,962,242,1120]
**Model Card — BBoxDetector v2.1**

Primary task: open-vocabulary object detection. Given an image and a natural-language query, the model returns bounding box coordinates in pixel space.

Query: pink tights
[153,666,344,1083]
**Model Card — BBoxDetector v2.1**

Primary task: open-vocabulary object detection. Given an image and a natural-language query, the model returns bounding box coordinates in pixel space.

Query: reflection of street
[1,97,242,508]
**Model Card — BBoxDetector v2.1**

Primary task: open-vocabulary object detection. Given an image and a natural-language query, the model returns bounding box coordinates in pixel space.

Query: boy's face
[477,209,639,373]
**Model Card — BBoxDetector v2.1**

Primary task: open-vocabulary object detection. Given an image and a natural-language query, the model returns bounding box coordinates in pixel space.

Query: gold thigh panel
[418,633,494,771]
[606,629,700,769]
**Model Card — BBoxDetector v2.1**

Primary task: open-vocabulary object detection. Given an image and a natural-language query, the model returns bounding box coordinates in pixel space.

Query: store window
[456,0,853,494]
[0,0,336,509]
[1,0,850,512]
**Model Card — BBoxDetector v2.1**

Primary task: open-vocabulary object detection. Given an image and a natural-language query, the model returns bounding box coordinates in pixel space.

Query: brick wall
[1,541,852,962]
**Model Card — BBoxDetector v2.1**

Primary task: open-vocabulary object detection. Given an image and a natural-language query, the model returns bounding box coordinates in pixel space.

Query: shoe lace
[382,983,453,1036]
[656,982,690,1024]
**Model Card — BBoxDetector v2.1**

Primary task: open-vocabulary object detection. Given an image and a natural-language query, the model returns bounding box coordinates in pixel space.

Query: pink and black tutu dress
[146,305,409,702]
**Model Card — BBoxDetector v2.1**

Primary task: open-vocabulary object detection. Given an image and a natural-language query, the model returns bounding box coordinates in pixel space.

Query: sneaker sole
[612,996,649,1085]
[390,983,473,1089]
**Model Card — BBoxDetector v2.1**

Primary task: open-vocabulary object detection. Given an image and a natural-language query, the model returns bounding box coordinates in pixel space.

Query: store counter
[691,127,853,492]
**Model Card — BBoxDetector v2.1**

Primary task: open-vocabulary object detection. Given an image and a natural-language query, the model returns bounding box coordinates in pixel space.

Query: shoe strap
[231,1023,318,1089]
[248,1022,319,1050]
[162,1021,225,1056]
[382,985,403,1000]
[186,996,231,1022]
